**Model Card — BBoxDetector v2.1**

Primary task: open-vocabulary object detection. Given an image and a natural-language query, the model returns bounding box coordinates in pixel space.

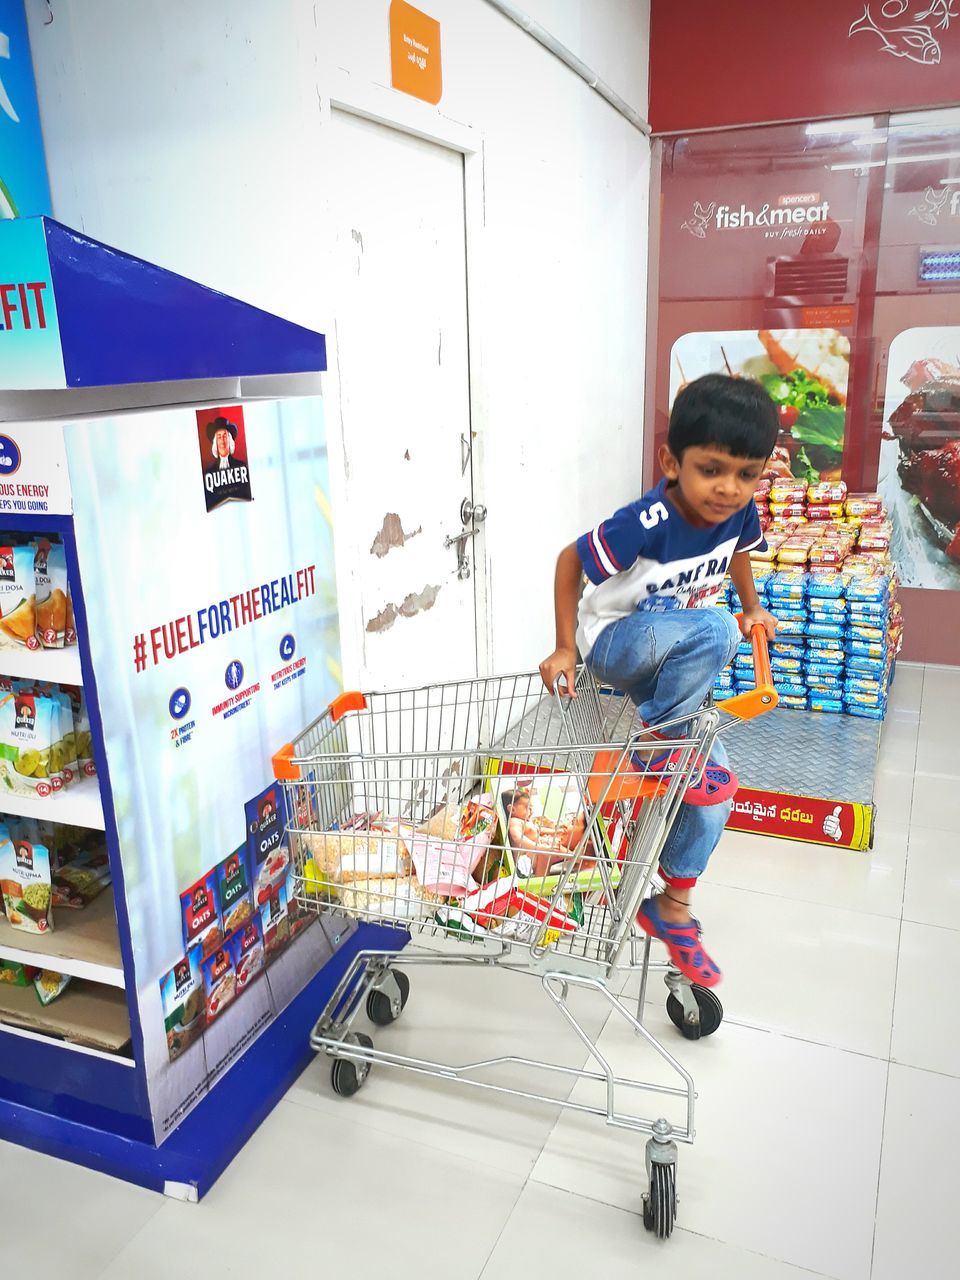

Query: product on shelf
[0,545,39,651]
[0,690,62,797]
[34,539,69,650]
[0,958,38,985]
[713,495,903,720]
[0,824,53,933]
[34,969,71,1006]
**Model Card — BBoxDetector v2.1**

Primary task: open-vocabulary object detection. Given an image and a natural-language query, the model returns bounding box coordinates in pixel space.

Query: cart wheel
[642,1161,676,1238]
[366,970,411,1027]
[331,1033,374,1098]
[666,985,723,1040]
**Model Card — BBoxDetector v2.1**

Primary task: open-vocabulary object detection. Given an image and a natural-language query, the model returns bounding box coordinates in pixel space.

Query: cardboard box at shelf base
[0,979,131,1053]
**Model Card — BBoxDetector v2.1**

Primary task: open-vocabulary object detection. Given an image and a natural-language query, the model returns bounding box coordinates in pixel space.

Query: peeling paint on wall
[370,512,422,558]
[365,584,441,633]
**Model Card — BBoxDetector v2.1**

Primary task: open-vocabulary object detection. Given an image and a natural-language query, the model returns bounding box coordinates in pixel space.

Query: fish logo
[848,1,958,65]
[909,186,950,225]
[680,201,716,239]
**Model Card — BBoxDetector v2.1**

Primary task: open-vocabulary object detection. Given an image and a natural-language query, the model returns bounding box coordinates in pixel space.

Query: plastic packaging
[809,696,844,713]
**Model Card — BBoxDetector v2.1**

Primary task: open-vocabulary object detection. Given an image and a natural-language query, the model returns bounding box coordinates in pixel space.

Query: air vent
[771,255,849,300]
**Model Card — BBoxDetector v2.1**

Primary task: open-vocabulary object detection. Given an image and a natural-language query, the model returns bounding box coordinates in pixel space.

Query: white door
[326,109,483,691]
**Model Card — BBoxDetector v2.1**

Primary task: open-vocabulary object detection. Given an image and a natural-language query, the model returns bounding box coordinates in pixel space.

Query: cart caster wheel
[642,1161,676,1238]
[366,970,410,1026]
[666,984,723,1040]
[331,1033,374,1098]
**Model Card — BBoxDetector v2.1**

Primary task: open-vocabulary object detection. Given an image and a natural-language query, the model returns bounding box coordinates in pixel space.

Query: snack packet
[34,969,71,1006]
[34,540,69,649]
[807,481,848,505]
[0,825,53,933]
[809,696,843,713]
[0,693,60,798]
[0,546,38,651]
[0,958,38,986]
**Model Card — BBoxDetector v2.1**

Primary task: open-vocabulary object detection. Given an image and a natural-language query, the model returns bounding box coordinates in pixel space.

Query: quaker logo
[0,549,15,582]
[173,957,192,997]
[849,2,957,67]
[34,541,49,578]
[909,186,960,225]
[682,194,831,237]
[13,840,33,871]
[190,883,213,928]
[220,848,249,906]
[240,921,259,954]
[14,695,35,732]
[196,406,253,514]
[210,948,230,980]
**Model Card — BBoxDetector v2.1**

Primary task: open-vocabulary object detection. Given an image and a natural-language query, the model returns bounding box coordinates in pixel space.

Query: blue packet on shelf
[809,696,844,713]
[779,693,809,710]
[806,571,845,599]
[844,700,887,720]
[806,621,847,640]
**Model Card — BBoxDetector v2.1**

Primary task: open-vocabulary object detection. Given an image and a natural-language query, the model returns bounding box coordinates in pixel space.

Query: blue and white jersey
[575,479,765,657]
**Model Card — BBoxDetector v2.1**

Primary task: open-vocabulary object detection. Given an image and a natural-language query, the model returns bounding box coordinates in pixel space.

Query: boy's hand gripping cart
[273,625,776,1239]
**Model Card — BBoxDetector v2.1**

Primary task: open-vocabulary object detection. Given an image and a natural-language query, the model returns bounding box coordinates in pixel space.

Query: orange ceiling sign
[390,1,442,105]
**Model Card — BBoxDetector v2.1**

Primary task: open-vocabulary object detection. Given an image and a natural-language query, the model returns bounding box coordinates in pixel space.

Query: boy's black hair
[668,373,779,461]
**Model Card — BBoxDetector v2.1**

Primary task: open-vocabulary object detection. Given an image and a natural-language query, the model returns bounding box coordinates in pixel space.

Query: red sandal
[636,895,722,987]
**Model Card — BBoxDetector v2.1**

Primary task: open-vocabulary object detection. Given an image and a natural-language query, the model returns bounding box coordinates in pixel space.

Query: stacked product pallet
[713,484,903,719]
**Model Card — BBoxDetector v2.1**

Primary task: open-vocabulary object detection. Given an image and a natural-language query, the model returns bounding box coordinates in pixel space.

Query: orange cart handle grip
[329,691,367,721]
[716,621,778,720]
[272,743,299,781]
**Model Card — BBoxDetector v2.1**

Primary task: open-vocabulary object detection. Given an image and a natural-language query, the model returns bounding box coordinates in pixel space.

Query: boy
[539,374,779,987]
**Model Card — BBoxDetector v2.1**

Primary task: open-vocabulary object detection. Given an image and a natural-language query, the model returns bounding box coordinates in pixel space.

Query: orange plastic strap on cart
[329,691,367,722]
[587,749,669,807]
[716,622,779,721]
[272,744,299,782]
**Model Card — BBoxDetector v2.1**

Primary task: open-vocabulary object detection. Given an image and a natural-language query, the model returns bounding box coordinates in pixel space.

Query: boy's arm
[729,551,778,639]
[539,543,583,697]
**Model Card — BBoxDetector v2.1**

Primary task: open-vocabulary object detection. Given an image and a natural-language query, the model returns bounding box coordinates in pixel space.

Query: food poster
[668,329,848,483]
[65,397,354,1142]
[878,327,960,590]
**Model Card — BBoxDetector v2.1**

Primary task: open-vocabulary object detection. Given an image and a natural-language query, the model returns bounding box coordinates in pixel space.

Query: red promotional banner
[727,786,874,850]
[650,0,960,134]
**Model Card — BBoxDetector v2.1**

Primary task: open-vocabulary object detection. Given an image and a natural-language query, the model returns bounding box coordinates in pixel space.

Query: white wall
[27,0,650,677]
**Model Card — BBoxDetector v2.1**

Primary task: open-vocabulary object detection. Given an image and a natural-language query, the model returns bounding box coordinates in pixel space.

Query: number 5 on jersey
[639,501,669,531]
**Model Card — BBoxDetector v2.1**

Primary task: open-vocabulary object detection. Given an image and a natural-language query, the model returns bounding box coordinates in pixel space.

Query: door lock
[445,497,488,580]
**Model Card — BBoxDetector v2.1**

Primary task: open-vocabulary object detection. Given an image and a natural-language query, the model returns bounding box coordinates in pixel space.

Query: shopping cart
[273,625,776,1238]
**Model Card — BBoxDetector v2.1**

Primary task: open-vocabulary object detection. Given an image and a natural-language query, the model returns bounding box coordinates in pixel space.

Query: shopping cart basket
[273,625,776,1238]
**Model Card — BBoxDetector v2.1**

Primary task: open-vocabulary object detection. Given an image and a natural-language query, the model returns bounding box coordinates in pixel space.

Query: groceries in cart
[294,765,603,942]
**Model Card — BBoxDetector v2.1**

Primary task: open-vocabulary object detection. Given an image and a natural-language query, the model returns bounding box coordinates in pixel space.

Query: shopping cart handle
[272,743,300,781]
[716,622,778,721]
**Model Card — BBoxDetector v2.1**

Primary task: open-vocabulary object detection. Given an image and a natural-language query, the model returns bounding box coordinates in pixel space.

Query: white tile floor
[4,662,958,1279]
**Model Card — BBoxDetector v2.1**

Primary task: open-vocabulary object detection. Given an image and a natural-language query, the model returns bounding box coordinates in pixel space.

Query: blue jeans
[586,607,740,884]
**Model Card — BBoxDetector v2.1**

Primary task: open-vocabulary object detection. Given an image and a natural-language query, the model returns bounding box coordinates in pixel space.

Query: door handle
[445,497,488,579]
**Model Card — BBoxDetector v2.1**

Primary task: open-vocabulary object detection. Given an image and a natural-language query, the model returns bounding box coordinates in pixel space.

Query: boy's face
[659,444,766,526]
